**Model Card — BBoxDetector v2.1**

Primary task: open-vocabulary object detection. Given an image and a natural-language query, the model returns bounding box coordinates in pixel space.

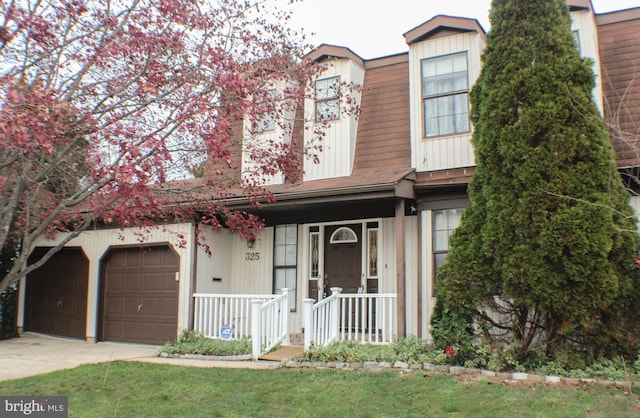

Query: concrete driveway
[0,332,276,382]
[0,333,160,381]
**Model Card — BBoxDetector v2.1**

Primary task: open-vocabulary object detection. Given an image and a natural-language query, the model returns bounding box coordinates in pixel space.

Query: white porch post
[251,299,262,360]
[330,287,342,343]
[303,298,314,349]
[281,288,290,346]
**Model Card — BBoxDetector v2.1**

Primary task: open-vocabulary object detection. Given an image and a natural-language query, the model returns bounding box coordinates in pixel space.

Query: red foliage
[0,0,318,292]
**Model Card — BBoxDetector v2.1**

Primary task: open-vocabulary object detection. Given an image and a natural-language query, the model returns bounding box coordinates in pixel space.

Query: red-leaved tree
[0,0,325,293]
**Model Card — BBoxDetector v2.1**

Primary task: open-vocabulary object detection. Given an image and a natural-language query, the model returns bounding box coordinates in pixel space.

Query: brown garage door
[24,248,89,339]
[100,246,179,345]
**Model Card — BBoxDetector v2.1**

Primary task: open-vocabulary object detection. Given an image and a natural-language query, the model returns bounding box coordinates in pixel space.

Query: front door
[323,224,362,297]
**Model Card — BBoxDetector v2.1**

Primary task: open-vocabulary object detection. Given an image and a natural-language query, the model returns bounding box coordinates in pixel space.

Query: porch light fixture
[247,239,255,249]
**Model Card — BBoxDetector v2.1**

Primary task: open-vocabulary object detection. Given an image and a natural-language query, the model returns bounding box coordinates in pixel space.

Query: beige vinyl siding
[225,227,274,295]
[403,216,419,336]
[420,210,435,341]
[571,9,604,113]
[195,228,234,295]
[409,32,485,172]
[304,59,364,181]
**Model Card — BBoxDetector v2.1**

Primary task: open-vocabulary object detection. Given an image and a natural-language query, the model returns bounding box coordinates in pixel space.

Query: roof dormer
[302,45,364,182]
[405,15,486,173]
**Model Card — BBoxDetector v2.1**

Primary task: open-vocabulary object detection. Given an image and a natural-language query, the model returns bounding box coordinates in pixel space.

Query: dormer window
[315,76,340,122]
[422,52,470,138]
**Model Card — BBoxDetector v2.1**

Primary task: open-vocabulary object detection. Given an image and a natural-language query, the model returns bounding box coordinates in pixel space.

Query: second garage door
[100,246,179,345]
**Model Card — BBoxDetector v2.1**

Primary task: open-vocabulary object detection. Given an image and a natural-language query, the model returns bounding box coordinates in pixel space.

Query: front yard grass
[1,361,639,417]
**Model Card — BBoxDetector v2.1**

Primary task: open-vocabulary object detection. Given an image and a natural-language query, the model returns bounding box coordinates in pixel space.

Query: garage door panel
[102,246,179,345]
[142,274,160,290]
[124,273,141,291]
[25,248,89,339]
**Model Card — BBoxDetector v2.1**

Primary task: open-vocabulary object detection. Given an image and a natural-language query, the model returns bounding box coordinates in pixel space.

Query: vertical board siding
[420,211,435,341]
[403,216,419,336]
[409,32,484,172]
[571,10,604,112]
[229,227,274,295]
[379,218,397,295]
[195,228,233,295]
[304,60,364,181]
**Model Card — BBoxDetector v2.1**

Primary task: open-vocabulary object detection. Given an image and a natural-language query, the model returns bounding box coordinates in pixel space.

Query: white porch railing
[251,289,290,359]
[193,293,276,339]
[303,288,397,349]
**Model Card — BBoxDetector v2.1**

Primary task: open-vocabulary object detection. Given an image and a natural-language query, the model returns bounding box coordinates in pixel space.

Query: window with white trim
[274,224,297,311]
[329,226,357,243]
[422,52,470,138]
[315,76,340,122]
[253,89,276,133]
[433,208,463,295]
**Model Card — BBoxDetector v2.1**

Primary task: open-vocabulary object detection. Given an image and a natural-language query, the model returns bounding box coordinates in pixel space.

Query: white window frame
[273,224,298,311]
[329,226,358,244]
[421,52,470,138]
[253,89,276,133]
[315,76,340,122]
[432,208,463,295]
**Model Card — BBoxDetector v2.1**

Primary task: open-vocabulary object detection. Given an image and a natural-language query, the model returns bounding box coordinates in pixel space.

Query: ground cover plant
[1,361,639,417]
[160,331,251,356]
[295,336,640,382]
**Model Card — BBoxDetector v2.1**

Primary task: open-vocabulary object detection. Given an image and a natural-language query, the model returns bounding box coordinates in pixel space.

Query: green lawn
[1,361,639,417]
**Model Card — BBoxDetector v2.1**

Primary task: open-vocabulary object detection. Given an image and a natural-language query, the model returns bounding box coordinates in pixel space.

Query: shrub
[161,330,251,356]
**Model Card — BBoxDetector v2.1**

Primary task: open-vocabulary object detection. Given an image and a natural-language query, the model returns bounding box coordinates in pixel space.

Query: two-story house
[17,1,640,347]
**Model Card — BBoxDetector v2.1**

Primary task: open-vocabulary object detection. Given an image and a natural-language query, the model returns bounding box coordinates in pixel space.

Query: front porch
[192,289,397,359]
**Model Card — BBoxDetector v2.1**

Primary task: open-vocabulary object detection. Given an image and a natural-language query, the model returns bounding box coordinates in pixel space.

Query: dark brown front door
[24,248,88,339]
[323,224,362,296]
[100,246,179,345]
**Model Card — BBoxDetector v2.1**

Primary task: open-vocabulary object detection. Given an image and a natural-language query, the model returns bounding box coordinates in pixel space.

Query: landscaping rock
[528,374,546,383]
[544,376,562,384]
[393,361,409,369]
[433,364,450,373]
[363,362,379,370]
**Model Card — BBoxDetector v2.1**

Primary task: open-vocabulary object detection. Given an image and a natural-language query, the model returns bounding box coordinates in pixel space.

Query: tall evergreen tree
[432,0,640,360]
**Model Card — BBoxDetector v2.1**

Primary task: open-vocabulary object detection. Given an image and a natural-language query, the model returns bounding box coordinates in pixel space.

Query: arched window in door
[329,227,358,244]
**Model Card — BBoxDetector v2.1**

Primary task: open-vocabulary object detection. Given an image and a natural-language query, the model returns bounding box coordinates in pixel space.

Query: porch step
[258,345,304,362]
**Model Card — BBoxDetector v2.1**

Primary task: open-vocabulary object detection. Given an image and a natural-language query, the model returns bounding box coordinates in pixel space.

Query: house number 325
[245,252,260,261]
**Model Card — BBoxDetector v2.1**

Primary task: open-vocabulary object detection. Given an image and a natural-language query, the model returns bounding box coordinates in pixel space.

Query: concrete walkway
[0,333,276,382]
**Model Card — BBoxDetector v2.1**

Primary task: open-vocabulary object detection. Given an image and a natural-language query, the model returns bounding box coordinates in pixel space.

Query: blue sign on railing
[220,324,232,340]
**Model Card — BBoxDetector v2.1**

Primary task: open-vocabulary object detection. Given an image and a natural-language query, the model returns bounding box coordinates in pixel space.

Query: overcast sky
[287,0,640,59]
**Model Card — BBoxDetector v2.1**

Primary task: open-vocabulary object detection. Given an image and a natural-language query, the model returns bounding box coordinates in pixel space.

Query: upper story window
[253,89,276,133]
[315,76,340,122]
[422,52,470,138]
